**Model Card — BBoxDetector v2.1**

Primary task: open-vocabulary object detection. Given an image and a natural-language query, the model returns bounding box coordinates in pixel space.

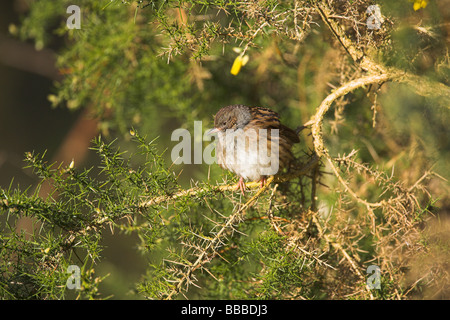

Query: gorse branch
[165,176,276,299]
[140,155,319,208]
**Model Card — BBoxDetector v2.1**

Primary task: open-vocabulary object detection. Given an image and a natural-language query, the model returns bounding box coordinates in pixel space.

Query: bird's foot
[259,177,267,188]
[235,177,246,195]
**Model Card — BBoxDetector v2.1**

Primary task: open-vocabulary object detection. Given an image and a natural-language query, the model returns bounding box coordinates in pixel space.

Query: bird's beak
[206,127,220,136]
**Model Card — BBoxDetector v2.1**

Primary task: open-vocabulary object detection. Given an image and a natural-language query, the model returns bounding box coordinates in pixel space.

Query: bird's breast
[215,128,284,181]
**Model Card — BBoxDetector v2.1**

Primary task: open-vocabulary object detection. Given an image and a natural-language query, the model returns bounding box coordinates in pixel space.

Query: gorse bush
[1,0,449,299]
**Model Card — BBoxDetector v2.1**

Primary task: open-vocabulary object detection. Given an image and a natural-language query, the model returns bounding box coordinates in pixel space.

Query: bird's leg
[259,176,267,188]
[236,177,246,195]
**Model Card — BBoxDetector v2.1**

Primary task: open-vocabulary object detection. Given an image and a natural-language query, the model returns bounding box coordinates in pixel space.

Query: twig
[309,72,401,158]
[267,183,284,235]
[313,0,385,73]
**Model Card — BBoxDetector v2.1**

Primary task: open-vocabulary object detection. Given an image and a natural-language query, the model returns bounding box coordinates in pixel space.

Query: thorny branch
[152,157,319,299]
[164,175,276,299]
[139,155,319,208]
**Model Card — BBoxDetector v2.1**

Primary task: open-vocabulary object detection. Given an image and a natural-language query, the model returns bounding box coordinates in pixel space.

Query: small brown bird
[207,105,300,194]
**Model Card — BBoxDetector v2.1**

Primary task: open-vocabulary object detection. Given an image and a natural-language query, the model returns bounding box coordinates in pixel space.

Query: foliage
[1,0,449,299]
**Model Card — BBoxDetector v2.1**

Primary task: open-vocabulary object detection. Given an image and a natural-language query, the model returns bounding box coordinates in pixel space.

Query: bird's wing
[249,107,300,144]
[248,106,281,128]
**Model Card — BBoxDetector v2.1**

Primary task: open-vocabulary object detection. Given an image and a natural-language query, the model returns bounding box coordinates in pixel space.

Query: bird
[207,104,300,194]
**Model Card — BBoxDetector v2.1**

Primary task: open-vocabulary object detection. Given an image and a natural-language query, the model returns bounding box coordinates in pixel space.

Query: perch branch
[139,154,319,208]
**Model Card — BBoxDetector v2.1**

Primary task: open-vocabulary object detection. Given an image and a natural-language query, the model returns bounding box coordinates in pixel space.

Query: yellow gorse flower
[410,0,428,11]
[230,49,249,76]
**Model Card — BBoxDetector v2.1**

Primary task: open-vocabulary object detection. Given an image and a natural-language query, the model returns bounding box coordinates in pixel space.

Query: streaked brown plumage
[209,105,299,194]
